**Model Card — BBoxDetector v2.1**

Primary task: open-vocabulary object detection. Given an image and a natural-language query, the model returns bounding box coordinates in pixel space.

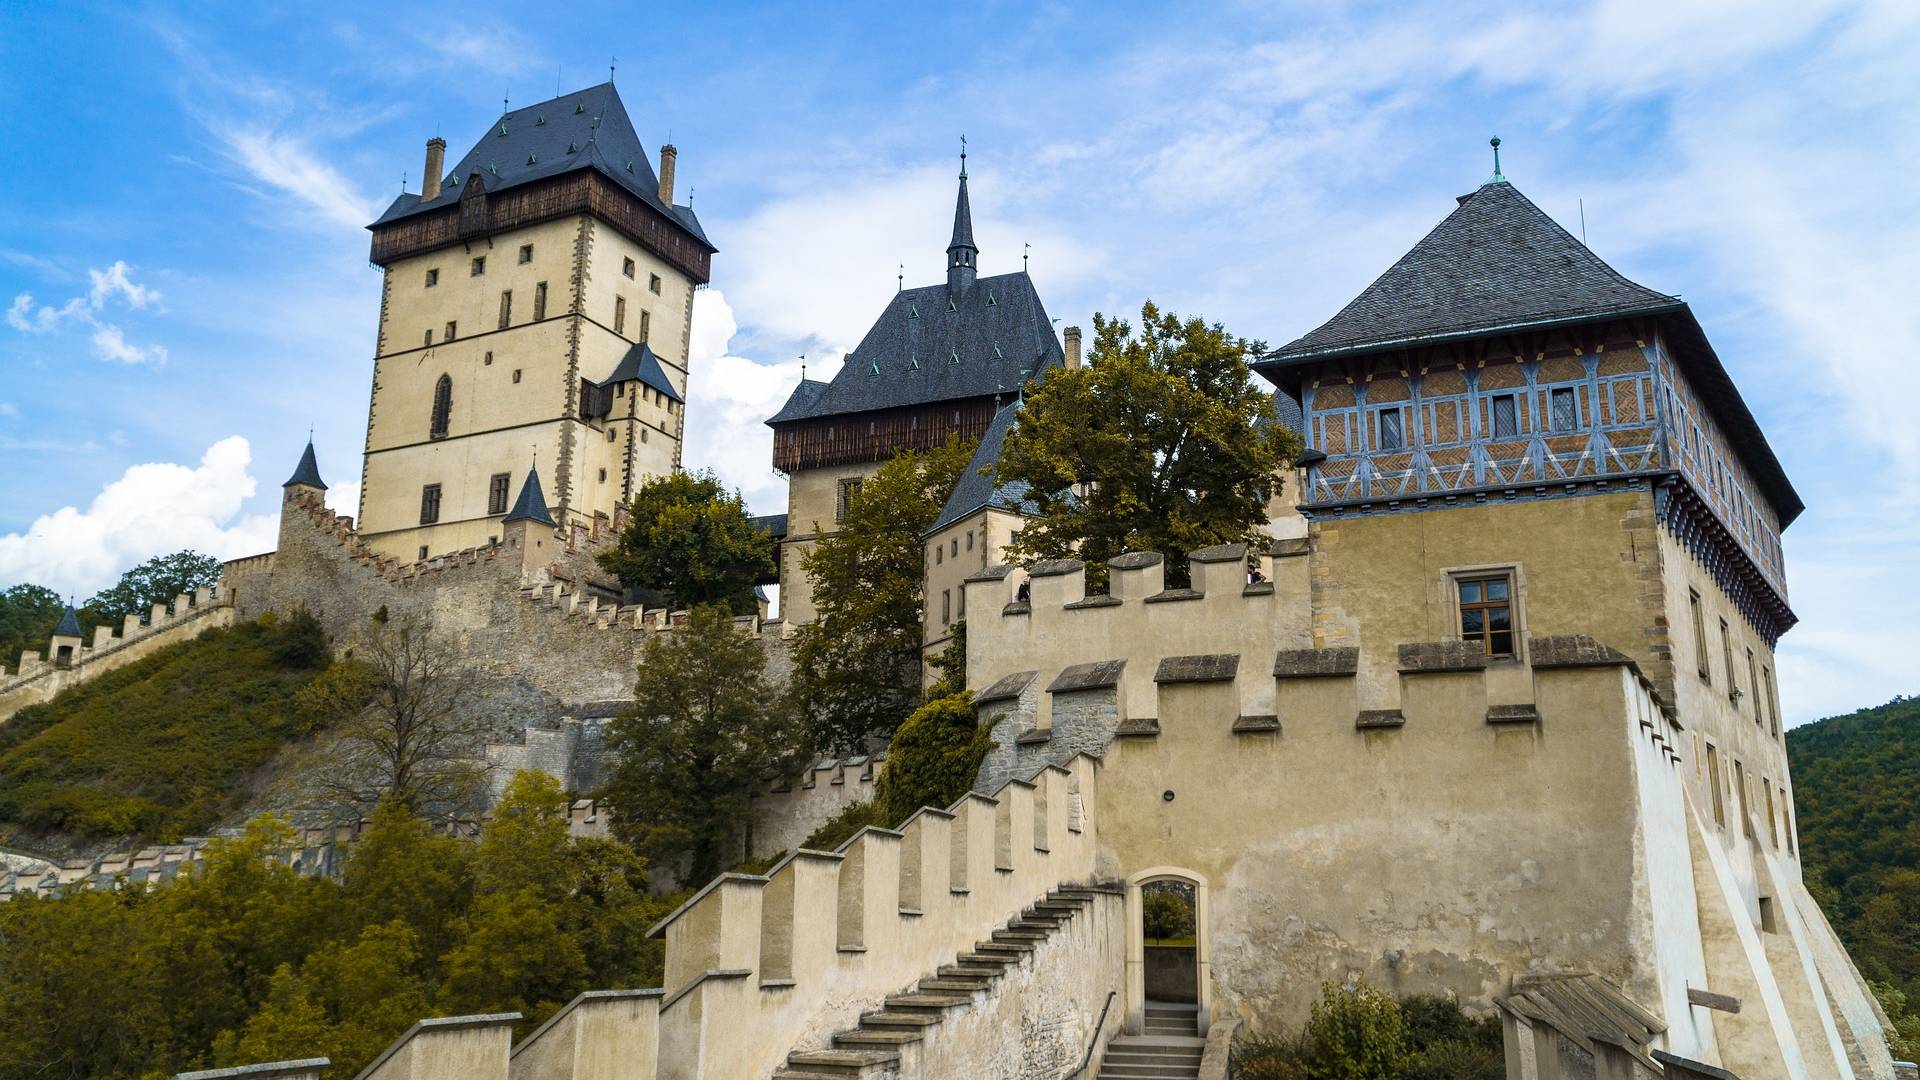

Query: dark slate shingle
[927,401,1036,534]
[598,342,682,403]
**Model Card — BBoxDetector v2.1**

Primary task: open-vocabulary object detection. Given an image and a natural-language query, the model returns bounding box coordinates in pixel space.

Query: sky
[1,1,1916,725]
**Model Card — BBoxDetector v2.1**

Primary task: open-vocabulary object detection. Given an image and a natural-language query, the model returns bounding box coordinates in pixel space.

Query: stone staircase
[1096,1002,1202,1079]
[773,886,1102,1078]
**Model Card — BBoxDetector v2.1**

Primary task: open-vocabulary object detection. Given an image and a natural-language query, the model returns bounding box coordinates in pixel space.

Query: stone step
[918,976,989,993]
[859,1010,942,1029]
[939,963,1001,978]
[781,1047,900,1077]
[833,1028,924,1048]
[992,928,1048,942]
[883,991,972,1013]
[956,951,1016,966]
[1105,1047,1205,1062]
[976,939,1035,954]
[1098,1067,1200,1079]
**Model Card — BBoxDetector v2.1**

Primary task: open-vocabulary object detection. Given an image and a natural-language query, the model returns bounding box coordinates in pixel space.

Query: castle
[0,85,1899,1078]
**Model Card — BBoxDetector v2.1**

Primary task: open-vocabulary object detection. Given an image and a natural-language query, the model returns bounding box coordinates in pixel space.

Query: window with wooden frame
[1690,590,1710,682]
[1549,387,1578,433]
[835,478,863,523]
[1490,393,1520,438]
[488,473,511,515]
[1705,742,1725,827]
[419,483,442,525]
[1374,405,1407,450]
[1455,572,1516,658]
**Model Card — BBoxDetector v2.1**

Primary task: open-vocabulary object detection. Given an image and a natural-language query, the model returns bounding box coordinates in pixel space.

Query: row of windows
[620,256,664,295]
[930,527,980,565]
[1687,589,1781,738]
[1702,739,1795,857]
[424,245,535,289]
[420,281,551,347]
[1371,388,1580,452]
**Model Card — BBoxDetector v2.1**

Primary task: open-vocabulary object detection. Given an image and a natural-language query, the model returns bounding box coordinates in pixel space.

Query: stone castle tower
[358,83,714,561]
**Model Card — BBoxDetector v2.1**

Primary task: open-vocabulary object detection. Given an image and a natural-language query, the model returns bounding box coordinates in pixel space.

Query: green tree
[215,921,431,1076]
[992,302,1300,583]
[1142,888,1195,942]
[597,470,772,614]
[85,549,224,625]
[600,605,800,886]
[874,692,994,826]
[927,618,967,699]
[340,800,474,964]
[0,583,69,672]
[793,438,976,752]
[1296,980,1408,1080]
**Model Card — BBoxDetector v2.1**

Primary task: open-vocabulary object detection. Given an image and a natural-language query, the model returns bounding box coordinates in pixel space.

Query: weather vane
[1023,242,1030,272]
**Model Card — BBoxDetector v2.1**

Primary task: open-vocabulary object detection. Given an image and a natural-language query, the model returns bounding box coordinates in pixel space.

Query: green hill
[0,612,330,842]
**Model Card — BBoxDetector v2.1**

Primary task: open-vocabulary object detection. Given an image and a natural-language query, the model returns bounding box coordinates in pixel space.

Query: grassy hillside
[1788,694,1920,1013]
[0,612,330,842]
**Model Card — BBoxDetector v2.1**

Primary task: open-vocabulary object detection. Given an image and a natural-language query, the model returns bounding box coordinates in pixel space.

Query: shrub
[800,800,883,852]
[1143,886,1196,942]
[1296,980,1406,1080]
[874,692,995,826]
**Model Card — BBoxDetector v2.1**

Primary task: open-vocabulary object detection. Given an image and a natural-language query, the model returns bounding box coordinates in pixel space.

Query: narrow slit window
[533,282,548,320]
[444,320,457,341]
[639,309,651,342]
[498,290,512,330]
[429,374,452,439]
[1690,590,1710,681]
[1706,742,1725,827]
[614,296,626,335]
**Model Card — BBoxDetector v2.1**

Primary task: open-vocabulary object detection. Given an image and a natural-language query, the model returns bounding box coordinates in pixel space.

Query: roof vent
[987,291,997,306]
[535,115,545,125]
[949,349,960,365]
[868,362,881,376]
[568,142,578,153]
[948,297,957,311]
[625,160,634,172]
[908,303,919,318]
[992,343,1003,358]
[497,123,508,137]
[909,354,920,369]
[575,103,585,114]
[489,163,499,176]
[526,153,537,165]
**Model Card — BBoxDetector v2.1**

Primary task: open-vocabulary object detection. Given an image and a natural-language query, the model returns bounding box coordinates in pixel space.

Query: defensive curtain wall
[0,586,237,722]
[963,539,1893,1079]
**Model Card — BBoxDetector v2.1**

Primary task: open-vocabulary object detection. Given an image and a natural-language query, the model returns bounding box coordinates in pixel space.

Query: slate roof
[598,342,683,403]
[283,439,326,490]
[927,401,1037,534]
[949,170,976,254]
[1266,180,1677,363]
[53,605,82,639]
[503,465,555,527]
[1259,178,1802,525]
[369,83,710,251]
[766,271,1063,426]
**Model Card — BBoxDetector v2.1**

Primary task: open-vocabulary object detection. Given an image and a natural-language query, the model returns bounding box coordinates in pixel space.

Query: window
[639,309,651,342]
[484,351,493,366]
[835,478,863,523]
[614,297,626,335]
[622,257,636,279]
[1690,590,1710,681]
[935,543,943,565]
[1720,618,1738,702]
[470,256,486,276]
[1765,667,1780,737]
[425,268,439,287]
[430,375,452,439]
[607,428,617,442]
[640,428,648,442]
[966,531,974,551]
[1746,649,1760,722]
[1377,407,1405,450]
[1763,779,1778,848]
[518,243,534,264]
[649,273,662,295]
[498,290,513,330]
[1734,760,1752,838]
[959,586,966,617]
[942,589,952,625]
[1706,742,1725,827]
[444,320,457,342]
[951,538,959,558]
[1550,387,1578,433]
[512,369,522,384]
[598,468,607,482]
[488,473,511,515]
[1456,573,1515,657]
[1784,797,1795,855]
[419,545,429,560]
[419,483,442,525]
[1491,394,1519,438]
[533,282,548,320]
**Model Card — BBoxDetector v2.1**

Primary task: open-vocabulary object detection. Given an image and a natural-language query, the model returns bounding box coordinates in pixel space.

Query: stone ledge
[1486,704,1541,725]
[176,1060,332,1080]
[1015,728,1052,746]
[1028,558,1085,578]
[1065,595,1123,610]
[1273,647,1359,679]
[1002,602,1031,616]
[1144,588,1203,604]
[974,670,1038,705]
[1109,551,1165,569]
[1397,641,1488,674]
[1188,542,1247,564]
[1048,659,1126,694]
[1356,709,1405,730]
[1232,715,1281,734]
[965,563,1014,583]
[1154,654,1239,684]
[1115,717,1160,737]
[1242,582,1275,596]
[1530,634,1634,669]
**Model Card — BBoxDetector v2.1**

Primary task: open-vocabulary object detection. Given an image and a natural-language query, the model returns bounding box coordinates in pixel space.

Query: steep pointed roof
[53,605,82,639]
[599,342,683,404]
[948,169,976,256]
[369,83,710,252]
[503,465,556,527]
[927,400,1037,535]
[283,439,326,490]
[1268,180,1677,363]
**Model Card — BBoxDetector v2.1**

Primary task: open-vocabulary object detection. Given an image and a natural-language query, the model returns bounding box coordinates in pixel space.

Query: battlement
[1,586,238,723]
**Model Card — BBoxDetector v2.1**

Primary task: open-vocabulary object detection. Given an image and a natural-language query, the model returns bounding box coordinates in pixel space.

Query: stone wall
[0,587,236,723]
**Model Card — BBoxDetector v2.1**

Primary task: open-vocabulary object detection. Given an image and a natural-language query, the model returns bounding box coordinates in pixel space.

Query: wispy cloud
[6,260,169,364]
[209,125,381,231]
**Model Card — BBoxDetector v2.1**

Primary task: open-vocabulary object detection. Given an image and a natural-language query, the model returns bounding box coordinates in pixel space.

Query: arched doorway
[1126,867,1211,1036]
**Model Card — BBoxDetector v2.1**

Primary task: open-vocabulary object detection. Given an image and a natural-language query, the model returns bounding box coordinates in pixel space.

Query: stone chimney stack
[657,144,677,205]
[1064,325,1083,370]
[422,137,447,201]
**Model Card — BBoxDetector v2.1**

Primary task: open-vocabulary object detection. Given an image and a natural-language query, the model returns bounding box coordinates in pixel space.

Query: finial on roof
[1489,136,1505,184]
[947,148,979,292]
[960,133,968,179]
[1024,242,1030,273]
[799,355,807,381]
[898,264,903,292]
[503,91,510,115]
[610,55,617,83]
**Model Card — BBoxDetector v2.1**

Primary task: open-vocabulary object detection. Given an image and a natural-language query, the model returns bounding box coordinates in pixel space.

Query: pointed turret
[283,439,327,492]
[53,604,82,640]
[503,464,556,527]
[946,152,978,292]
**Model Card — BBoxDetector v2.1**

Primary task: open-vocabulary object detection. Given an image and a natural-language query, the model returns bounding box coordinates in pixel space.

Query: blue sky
[1,1,1915,724]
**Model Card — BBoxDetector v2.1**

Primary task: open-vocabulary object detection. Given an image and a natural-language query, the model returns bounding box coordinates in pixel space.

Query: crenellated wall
[0,586,236,723]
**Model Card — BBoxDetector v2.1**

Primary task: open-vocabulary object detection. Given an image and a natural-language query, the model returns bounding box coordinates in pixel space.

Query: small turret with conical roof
[503,463,556,527]
[49,603,83,669]
[284,438,327,501]
[946,147,978,293]
[500,462,557,574]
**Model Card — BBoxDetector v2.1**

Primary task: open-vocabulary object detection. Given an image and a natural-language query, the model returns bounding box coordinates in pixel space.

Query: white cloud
[87,260,162,311]
[0,436,279,598]
[90,325,169,366]
[213,126,380,231]
[6,261,170,364]
[680,289,803,516]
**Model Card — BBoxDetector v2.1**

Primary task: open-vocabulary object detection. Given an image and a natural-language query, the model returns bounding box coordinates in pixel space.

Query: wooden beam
[1686,986,1741,1013]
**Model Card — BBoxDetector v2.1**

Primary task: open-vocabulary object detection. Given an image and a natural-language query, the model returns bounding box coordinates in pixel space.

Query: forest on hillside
[1788,693,1920,1054]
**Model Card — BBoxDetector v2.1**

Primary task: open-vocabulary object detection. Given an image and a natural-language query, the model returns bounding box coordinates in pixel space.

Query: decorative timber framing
[771,395,1000,473]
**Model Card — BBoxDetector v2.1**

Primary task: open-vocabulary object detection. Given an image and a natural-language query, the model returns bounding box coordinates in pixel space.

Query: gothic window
[533,282,548,320]
[1455,573,1514,657]
[1491,394,1519,438]
[615,296,626,335]
[470,256,486,276]
[498,290,512,330]
[1550,387,1578,432]
[419,483,442,525]
[488,472,511,515]
[519,243,534,264]
[430,375,452,439]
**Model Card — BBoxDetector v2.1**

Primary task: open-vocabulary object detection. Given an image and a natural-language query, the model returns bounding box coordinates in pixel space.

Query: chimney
[421,137,447,201]
[1064,325,1083,370]
[657,144,677,206]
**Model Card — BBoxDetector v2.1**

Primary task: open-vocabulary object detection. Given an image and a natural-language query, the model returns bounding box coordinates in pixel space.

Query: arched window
[430,375,452,439]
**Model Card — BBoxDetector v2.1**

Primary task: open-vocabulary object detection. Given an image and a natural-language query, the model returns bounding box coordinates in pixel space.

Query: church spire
[946,139,978,292]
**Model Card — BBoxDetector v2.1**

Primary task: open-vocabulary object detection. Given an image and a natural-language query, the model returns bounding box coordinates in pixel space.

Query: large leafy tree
[597,470,773,614]
[86,549,224,624]
[600,605,801,886]
[0,583,68,670]
[993,302,1300,582]
[792,437,975,752]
